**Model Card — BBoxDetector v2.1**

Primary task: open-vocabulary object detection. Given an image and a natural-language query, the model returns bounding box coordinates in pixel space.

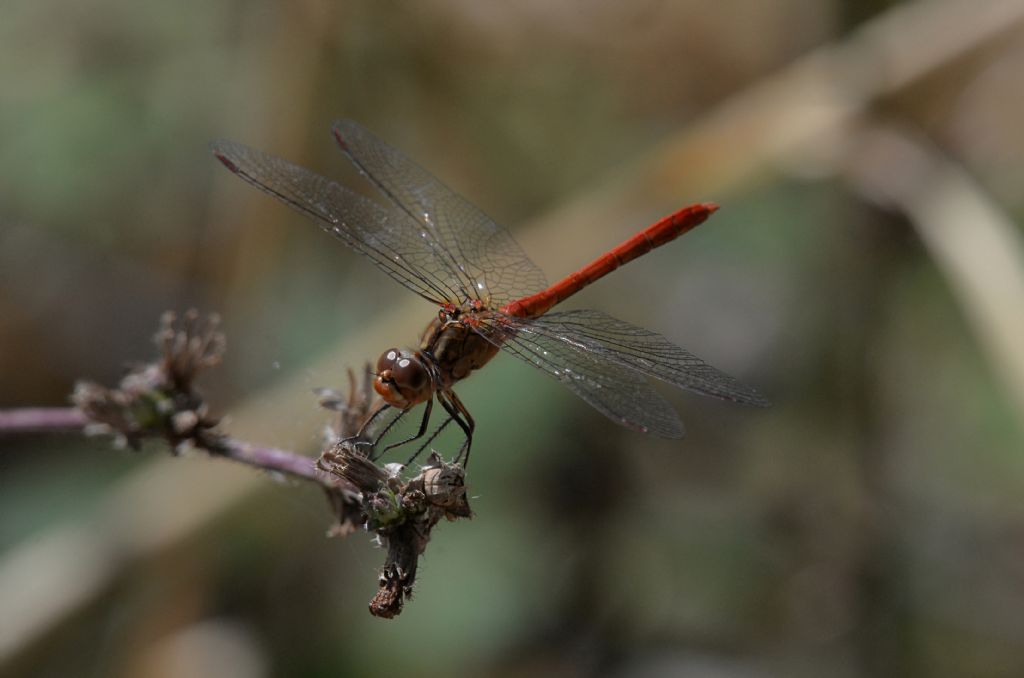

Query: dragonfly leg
[374,398,434,460]
[437,389,475,467]
[341,401,393,450]
[404,414,455,466]
[364,405,410,448]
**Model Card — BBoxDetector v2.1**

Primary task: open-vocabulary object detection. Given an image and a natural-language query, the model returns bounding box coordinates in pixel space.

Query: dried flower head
[316,365,376,446]
[71,310,224,449]
[66,308,470,620]
[318,440,471,618]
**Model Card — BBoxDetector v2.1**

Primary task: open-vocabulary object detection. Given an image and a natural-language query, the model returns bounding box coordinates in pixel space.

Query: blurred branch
[535,0,1024,229]
[844,125,1024,422]
[4,0,1024,666]
[0,408,87,433]
[0,402,339,486]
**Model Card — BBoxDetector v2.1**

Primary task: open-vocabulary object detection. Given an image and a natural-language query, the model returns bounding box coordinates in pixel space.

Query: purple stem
[215,437,347,488]
[0,407,352,492]
[0,407,88,433]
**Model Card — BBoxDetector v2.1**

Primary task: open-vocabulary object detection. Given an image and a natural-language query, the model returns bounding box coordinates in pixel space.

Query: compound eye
[376,348,401,374]
[391,355,428,393]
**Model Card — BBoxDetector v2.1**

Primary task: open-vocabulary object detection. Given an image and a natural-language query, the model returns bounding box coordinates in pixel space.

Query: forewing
[510,309,770,406]
[332,119,548,306]
[483,319,685,438]
[211,139,463,305]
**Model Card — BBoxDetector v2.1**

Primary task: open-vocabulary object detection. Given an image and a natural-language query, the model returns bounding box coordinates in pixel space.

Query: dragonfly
[211,120,768,465]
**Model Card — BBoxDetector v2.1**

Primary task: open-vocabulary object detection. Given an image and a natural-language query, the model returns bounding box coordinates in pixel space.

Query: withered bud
[319,443,393,493]
[317,365,376,444]
[416,452,472,520]
[71,310,223,449]
[156,310,225,392]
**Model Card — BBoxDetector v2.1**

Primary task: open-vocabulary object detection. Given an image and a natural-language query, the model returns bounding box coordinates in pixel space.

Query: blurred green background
[3,0,1024,676]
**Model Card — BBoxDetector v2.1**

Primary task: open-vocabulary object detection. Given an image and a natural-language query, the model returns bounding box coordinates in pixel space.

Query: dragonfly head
[374,348,432,408]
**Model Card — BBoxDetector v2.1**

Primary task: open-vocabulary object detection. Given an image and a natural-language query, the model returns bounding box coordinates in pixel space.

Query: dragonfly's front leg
[374,398,434,460]
[343,401,399,452]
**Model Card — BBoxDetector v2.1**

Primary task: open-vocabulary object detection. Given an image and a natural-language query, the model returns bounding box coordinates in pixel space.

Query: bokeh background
[3,0,1024,676]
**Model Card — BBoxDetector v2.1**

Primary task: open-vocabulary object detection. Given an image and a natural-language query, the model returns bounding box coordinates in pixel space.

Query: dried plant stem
[0,407,89,433]
[0,406,344,490]
[204,435,345,488]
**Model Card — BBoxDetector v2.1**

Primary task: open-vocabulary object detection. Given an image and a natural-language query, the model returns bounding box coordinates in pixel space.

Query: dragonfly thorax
[437,299,488,324]
[419,312,501,390]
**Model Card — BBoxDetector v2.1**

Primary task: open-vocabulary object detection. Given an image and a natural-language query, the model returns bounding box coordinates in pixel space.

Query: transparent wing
[211,139,466,305]
[480,317,685,438]
[506,309,770,406]
[332,119,549,307]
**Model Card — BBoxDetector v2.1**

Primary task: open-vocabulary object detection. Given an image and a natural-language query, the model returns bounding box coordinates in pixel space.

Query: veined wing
[211,139,464,305]
[332,119,548,307]
[500,309,770,407]
[482,317,685,438]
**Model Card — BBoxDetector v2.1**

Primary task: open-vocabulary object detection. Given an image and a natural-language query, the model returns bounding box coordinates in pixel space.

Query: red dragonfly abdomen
[500,203,719,319]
